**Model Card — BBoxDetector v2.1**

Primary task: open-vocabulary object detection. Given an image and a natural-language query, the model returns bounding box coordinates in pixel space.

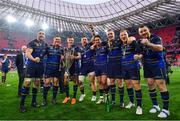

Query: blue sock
[149,89,158,106]
[73,85,78,98]
[110,85,116,102]
[4,75,6,83]
[65,85,69,97]
[53,86,58,99]
[135,89,142,107]
[2,76,5,83]
[99,89,104,97]
[118,87,124,104]
[161,91,169,110]
[80,88,85,94]
[93,91,96,96]
[127,88,134,103]
[32,88,38,103]
[20,87,30,106]
[43,86,50,100]
[104,87,109,94]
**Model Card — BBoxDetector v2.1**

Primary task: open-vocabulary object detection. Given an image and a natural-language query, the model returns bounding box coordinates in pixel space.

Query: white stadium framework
[0,0,180,32]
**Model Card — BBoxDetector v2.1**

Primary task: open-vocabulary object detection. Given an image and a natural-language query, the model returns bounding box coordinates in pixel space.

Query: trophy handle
[88,24,95,37]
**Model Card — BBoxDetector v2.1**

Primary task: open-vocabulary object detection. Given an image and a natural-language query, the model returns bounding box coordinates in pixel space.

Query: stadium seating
[0,32,27,49]
[174,54,180,66]
[0,25,179,66]
[153,25,176,44]
[0,39,9,48]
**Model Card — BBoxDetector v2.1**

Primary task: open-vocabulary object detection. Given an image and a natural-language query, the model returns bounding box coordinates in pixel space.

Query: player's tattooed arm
[26,48,40,63]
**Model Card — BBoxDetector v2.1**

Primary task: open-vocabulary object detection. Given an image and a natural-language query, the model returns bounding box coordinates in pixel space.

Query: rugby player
[42,36,63,106]
[20,30,48,112]
[62,36,81,105]
[78,36,96,102]
[138,26,170,118]
[120,30,142,114]
[90,35,109,104]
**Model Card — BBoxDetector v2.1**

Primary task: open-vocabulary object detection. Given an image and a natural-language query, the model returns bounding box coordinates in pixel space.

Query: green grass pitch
[0,67,180,120]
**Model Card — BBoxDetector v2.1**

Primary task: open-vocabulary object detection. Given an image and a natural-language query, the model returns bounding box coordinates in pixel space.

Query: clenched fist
[34,57,40,63]
[134,54,143,60]
[140,38,149,46]
[127,36,136,44]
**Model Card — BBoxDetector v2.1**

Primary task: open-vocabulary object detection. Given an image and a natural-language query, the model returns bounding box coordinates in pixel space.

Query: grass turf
[0,67,180,120]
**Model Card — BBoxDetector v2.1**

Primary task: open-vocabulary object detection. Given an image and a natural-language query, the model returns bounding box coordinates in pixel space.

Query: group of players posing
[19,26,170,118]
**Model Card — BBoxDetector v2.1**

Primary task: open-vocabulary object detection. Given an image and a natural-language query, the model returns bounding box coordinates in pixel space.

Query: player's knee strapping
[79,75,85,83]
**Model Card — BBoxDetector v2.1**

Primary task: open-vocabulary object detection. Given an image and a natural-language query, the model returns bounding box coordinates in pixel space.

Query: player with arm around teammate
[42,36,64,106]
[90,35,109,104]
[120,30,142,114]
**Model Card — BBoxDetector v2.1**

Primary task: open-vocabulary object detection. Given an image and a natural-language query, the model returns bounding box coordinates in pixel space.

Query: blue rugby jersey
[107,40,122,61]
[140,34,165,68]
[46,45,63,70]
[27,39,48,65]
[121,41,140,69]
[79,42,95,63]
[2,57,10,69]
[94,42,108,64]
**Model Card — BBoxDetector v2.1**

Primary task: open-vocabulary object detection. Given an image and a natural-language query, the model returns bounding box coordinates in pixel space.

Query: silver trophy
[63,47,75,76]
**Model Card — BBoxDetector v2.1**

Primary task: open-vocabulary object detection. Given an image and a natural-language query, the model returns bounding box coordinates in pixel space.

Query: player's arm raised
[90,43,96,50]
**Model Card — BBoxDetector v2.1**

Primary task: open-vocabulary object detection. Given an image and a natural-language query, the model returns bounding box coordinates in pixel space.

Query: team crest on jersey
[34,42,40,46]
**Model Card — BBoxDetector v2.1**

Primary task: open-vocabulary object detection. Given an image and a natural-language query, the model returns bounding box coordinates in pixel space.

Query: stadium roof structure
[0,0,180,32]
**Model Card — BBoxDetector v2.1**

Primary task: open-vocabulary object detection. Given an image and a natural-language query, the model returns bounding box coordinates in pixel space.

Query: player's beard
[38,36,44,41]
[142,33,150,39]
[68,43,73,48]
